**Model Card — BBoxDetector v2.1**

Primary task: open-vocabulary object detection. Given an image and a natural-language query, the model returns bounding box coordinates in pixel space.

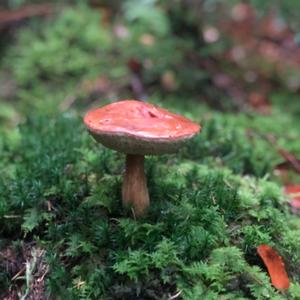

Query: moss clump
[7,6,111,87]
[0,114,299,299]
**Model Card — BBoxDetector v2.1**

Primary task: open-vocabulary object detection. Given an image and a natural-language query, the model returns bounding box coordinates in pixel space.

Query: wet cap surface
[84,100,200,140]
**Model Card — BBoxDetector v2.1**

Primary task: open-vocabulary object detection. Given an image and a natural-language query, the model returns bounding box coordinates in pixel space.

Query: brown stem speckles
[122,154,149,217]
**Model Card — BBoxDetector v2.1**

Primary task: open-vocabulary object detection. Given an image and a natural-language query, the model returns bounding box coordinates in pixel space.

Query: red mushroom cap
[84,100,200,155]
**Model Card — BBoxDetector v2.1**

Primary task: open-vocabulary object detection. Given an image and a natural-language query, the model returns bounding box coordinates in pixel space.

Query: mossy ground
[0,3,300,299]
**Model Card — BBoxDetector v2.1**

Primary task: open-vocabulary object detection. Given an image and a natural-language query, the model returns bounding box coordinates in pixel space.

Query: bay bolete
[84,100,200,216]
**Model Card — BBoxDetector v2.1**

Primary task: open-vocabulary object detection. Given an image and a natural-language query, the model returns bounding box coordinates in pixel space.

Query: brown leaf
[285,184,300,210]
[257,244,290,290]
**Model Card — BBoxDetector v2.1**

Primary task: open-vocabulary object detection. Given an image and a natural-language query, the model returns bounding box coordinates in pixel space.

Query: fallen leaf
[285,185,300,210]
[285,185,300,199]
[257,244,290,290]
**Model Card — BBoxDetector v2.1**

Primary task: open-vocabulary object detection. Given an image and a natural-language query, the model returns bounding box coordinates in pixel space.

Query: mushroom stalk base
[122,154,149,217]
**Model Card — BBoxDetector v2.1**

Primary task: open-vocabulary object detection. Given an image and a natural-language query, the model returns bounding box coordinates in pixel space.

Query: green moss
[7,5,111,87]
[1,2,300,299]
[0,114,299,299]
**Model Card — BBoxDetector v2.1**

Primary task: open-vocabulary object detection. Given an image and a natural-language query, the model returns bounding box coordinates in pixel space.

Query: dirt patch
[0,242,48,300]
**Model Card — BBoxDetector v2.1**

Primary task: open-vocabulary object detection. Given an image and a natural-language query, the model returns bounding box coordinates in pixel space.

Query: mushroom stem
[122,154,149,216]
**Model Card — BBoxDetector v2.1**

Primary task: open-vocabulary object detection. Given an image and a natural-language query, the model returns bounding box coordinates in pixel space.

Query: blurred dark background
[0,0,299,123]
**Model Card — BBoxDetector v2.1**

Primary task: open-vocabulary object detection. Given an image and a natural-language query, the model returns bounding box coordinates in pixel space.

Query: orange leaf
[257,244,290,290]
[285,184,300,209]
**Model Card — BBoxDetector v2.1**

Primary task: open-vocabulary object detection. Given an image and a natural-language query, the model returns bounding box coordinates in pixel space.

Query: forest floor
[0,2,300,299]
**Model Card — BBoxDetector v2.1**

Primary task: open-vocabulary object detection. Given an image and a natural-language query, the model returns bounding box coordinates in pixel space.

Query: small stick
[168,290,182,300]
[11,266,26,281]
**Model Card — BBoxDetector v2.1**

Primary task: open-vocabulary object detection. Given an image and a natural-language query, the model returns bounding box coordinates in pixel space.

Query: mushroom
[84,100,200,217]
